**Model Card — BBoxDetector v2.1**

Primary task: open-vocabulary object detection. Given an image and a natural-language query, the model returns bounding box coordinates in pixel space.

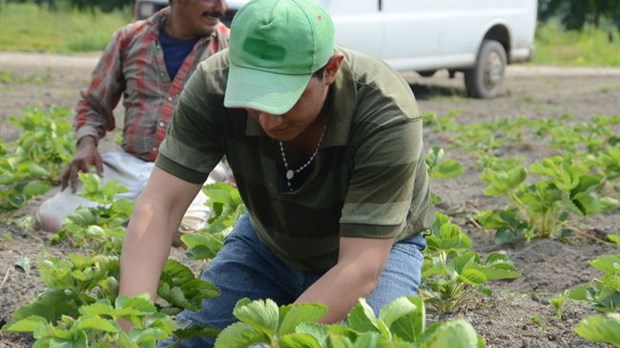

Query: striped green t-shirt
[156,47,435,271]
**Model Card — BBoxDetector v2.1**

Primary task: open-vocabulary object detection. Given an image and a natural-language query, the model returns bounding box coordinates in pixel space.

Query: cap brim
[224,62,312,115]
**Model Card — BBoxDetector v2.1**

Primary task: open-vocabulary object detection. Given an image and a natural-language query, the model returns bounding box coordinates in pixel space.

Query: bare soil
[1,52,619,348]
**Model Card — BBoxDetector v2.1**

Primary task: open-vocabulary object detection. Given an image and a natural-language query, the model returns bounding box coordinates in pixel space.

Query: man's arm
[294,236,394,323]
[63,28,129,191]
[119,166,202,306]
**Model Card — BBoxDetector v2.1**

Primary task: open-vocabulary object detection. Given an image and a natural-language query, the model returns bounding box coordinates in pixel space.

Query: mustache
[203,11,223,18]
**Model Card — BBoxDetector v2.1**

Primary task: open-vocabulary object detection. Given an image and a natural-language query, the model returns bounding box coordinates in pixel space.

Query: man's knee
[34,205,63,232]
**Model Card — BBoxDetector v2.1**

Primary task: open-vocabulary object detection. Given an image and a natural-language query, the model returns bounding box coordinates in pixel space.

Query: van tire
[417,70,436,78]
[464,40,507,98]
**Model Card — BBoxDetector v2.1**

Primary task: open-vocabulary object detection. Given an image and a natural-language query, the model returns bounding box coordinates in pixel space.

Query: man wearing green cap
[119,0,434,345]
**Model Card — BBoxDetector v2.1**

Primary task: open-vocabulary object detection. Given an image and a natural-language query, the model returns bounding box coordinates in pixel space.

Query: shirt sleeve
[74,27,129,143]
[339,76,427,239]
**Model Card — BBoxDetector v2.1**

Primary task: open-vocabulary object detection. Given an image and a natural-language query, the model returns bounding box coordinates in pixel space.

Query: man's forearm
[294,262,380,323]
[118,202,178,300]
[294,236,394,323]
[76,134,98,148]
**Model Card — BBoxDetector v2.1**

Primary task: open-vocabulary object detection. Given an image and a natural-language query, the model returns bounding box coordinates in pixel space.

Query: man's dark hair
[312,64,326,80]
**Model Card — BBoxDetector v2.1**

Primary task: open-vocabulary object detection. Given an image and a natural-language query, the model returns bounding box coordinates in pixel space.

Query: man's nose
[258,113,284,131]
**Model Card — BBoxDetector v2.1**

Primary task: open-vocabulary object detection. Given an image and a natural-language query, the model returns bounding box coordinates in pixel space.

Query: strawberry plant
[425,146,463,204]
[477,155,619,243]
[569,254,620,346]
[566,254,620,313]
[574,313,620,347]
[52,173,133,254]
[0,107,75,216]
[425,146,463,180]
[1,255,220,347]
[182,182,245,260]
[422,110,459,134]
[215,296,486,348]
[8,295,177,348]
[420,213,521,313]
[475,154,524,172]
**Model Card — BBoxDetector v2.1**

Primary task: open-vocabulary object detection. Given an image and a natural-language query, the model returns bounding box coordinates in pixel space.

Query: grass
[532,22,620,67]
[0,4,618,66]
[0,3,132,53]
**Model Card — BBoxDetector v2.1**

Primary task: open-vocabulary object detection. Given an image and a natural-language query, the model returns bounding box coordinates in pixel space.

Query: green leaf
[22,180,52,198]
[480,264,521,280]
[173,318,220,340]
[158,259,220,311]
[326,335,355,348]
[26,163,50,178]
[214,322,270,348]
[419,319,484,348]
[425,218,472,253]
[232,298,279,338]
[75,315,119,333]
[1,315,47,332]
[346,299,381,334]
[590,255,620,273]
[182,233,225,260]
[566,285,593,302]
[481,166,527,196]
[567,191,601,216]
[65,208,97,226]
[79,301,116,317]
[278,303,328,336]
[574,313,620,346]
[451,252,479,274]
[295,323,358,346]
[114,294,157,318]
[279,333,322,348]
[607,234,620,245]
[388,296,425,343]
[458,269,487,286]
[433,159,463,179]
[351,332,392,348]
[378,296,418,328]
[2,289,81,330]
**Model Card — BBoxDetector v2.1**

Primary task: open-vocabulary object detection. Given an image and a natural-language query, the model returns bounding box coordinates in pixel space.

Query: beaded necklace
[278,123,327,191]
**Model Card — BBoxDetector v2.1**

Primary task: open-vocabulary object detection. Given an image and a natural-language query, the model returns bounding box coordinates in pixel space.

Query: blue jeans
[160,214,426,347]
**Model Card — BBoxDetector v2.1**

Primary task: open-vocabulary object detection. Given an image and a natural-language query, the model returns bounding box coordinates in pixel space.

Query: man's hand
[61,135,104,192]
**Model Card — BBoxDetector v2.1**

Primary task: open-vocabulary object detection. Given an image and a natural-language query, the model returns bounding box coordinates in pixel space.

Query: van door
[381,0,477,71]
[319,0,384,58]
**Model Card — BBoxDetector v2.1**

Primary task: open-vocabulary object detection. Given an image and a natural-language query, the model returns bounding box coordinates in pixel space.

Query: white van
[134,0,537,98]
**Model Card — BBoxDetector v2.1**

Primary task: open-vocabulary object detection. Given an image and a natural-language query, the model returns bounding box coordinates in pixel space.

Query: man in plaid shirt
[35,0,233,238]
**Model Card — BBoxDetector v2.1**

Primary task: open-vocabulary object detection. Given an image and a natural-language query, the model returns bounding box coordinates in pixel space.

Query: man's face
[245,75,331,142]
[177,0,227,37]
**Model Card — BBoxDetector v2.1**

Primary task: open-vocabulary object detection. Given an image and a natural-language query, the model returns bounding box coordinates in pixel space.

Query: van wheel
[417,70,436,78]
[464,40,507,98]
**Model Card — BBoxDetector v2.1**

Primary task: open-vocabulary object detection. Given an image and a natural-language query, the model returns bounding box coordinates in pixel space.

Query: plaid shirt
[74,7,230,162]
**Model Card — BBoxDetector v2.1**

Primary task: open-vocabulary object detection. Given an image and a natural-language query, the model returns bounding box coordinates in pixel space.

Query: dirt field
[0,52,619,347]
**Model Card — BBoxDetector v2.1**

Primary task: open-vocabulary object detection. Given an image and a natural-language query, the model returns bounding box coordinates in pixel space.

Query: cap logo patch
[243,37,286,62]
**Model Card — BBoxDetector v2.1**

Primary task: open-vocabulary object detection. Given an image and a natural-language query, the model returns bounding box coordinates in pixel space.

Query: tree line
[538,0,619,31]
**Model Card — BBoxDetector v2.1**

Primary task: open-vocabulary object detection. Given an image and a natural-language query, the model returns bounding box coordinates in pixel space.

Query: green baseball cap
[223,0,335,114]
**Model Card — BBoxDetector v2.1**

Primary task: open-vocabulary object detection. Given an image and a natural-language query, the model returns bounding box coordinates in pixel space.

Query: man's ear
[324,54,344,84]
